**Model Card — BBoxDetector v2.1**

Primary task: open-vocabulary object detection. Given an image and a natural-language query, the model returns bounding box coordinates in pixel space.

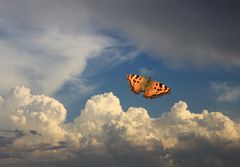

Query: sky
[0,0,240,167]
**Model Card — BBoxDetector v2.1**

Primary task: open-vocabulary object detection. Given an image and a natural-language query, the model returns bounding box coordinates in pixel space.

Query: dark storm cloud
[83,0,240,68]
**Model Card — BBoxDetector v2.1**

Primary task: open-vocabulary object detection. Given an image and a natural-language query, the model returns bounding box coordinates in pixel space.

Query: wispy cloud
[0,86,240,167]
[139,67,154,76]
[0,1,138,96]
[212,82,240,102]
[0,30,112,95]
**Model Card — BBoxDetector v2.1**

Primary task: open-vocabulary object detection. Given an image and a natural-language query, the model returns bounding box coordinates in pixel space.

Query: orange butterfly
[127,74,171,99]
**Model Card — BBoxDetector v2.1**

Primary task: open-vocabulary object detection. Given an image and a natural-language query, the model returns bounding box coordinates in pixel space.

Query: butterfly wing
[143,81,171,99]
[127,74,148,94]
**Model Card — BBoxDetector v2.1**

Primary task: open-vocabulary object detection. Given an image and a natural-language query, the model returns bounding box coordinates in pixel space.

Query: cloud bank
[0,86,240,167]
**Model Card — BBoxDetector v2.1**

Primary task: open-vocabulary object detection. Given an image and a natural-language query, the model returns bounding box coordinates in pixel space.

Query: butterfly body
[127,74,171,99]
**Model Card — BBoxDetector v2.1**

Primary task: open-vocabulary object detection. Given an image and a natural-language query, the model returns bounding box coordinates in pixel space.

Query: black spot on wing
[135,75,140,79]
[159,83,163,87]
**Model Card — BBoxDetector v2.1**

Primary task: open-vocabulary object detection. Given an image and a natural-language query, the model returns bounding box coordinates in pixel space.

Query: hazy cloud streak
[212,82,240,102]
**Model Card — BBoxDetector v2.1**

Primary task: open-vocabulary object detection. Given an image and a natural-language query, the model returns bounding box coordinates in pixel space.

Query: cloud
[0,86,240,166]
[1,0,239,99]
[139,67,154,76]
[0,28,112,95]
[83,0,240,68]
[0,0,137,95]
[212,82,240,102]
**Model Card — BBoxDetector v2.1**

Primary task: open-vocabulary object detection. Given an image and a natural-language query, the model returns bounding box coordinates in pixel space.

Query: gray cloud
[83,0,240,68]
[212,82,240,102]
[0,129,25,147]
[29,130,41,136]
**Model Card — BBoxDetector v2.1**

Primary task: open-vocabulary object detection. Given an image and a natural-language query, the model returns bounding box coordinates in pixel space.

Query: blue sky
[55,48,240,121]
[1,1,240,167]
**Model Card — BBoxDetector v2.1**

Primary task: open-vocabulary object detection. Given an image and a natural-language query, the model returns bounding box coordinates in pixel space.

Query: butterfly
[127,74,171,99]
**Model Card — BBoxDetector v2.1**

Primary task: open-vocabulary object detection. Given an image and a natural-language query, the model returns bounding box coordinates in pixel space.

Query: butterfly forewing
[143,81,171,99]
[127,74,148,94]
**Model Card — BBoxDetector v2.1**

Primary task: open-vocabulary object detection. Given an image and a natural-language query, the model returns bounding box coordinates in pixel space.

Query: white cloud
[212,82,240,102]
[0,86,67,144]
[0,1,138,96]
[0,29,112,95]
[0,86,240,167]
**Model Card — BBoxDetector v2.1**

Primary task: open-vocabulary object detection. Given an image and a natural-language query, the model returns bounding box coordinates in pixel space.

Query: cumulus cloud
[212,82,240,102]
[0,86,240,167]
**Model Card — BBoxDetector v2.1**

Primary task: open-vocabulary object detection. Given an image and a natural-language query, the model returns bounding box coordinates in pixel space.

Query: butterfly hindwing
[127,74,148,94]
[143,81,171,99]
